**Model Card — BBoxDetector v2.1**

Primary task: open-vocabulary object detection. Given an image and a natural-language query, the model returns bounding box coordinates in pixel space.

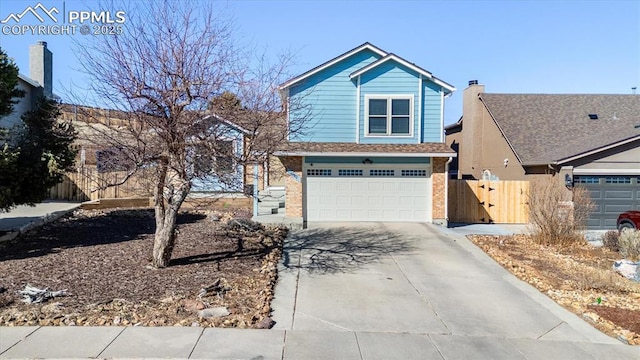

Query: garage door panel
[604,204,633,213]
[576,175,640,230]
[604,190,633,199]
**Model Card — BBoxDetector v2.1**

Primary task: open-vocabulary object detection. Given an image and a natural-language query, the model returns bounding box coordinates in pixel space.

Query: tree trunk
[151,164,190,268]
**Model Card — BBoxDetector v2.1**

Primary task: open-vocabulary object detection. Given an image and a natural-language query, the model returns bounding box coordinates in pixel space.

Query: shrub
[618,229,640,260]
[602,231,620,252]
[528,177,594,246]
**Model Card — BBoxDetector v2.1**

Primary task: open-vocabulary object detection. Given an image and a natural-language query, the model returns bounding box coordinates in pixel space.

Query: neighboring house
[275,42,456,225]
[58,104,253,198]
[445,81,640,229]
[0,41,52,133]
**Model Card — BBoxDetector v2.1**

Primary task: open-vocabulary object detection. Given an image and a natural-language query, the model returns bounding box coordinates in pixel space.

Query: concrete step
[258,200,282,209]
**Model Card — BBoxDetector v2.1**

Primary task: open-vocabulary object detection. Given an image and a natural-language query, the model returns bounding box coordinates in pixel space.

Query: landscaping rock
[613,260,640,282]
[198,306,230,319]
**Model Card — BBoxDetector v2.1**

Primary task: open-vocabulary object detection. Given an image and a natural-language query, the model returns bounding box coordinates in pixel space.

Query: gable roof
[279,42,387,90]
[349,53,456,94]
[279,42,454,93]
[479,94,640,165]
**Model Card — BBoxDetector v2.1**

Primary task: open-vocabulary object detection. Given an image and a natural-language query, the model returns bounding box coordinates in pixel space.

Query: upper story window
[366,95,412,136]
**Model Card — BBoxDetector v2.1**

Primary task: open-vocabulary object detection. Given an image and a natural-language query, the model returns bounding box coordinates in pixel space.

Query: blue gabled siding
[358,62,420,144]
[422,81,442,143]
[287,48,447,144]
[289,50,382,142]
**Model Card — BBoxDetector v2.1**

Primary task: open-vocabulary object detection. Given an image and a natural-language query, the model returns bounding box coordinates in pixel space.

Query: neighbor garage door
[574,175,640,229]
[305,165,431,222]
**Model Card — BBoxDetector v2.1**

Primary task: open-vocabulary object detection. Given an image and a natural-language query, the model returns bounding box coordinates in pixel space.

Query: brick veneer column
[279,156,303,217]
[432,157,447,225]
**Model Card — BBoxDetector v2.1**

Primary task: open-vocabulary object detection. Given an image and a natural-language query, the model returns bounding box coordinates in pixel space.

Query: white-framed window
[365,95,413,136]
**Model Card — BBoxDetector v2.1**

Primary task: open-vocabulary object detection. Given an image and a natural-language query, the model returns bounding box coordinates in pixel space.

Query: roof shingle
[276,142,456,156]
[479,94,640,164]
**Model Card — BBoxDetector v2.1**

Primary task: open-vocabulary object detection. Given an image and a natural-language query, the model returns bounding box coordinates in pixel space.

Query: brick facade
[432,157,448,225]
[279,156,303,217]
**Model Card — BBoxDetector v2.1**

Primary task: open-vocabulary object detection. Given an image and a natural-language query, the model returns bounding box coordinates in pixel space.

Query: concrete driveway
[272,222,639,360]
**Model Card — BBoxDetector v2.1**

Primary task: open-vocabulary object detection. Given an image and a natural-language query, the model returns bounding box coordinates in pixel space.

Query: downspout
[253,163,259,217]
[444,156,453,227]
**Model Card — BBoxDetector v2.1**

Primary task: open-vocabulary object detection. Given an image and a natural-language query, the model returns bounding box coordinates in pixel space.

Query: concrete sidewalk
[1,222,639,359]
[2,326,638,359]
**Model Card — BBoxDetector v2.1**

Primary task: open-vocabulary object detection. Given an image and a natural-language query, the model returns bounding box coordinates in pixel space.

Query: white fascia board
[279,43,387,90]
[201,114,252,134]
[556,134,640,164]
[18,73,41,88]
[274,151,457,158]
[349,54,432,79]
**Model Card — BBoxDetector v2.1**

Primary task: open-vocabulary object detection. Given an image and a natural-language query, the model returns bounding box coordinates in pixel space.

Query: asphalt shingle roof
[479,94,640,165]
[277,142,456,155]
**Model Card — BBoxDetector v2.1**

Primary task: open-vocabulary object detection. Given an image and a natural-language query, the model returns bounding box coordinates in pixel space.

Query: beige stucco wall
[569,140,640,172]
[454,84,528,180]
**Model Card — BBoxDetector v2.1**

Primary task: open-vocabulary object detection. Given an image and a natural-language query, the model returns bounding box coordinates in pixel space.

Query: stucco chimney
[460,80,485,179]
[29,41,52,97]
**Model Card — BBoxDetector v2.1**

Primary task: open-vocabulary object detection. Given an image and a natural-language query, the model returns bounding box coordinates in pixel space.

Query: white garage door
[306,165,431,222]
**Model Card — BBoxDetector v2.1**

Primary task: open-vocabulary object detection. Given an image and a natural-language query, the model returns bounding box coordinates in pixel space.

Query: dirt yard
[0,209,287,328]
[470,234,640,345]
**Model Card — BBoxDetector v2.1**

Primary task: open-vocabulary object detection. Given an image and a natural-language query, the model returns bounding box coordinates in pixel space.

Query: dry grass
[527,177,593,246]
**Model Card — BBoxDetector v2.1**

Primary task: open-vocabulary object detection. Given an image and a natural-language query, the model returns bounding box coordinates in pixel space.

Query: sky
[1,0,639,125]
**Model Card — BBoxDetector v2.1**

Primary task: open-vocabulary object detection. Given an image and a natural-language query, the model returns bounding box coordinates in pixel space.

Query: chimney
[29,41,52,97]
[460,80,485,179]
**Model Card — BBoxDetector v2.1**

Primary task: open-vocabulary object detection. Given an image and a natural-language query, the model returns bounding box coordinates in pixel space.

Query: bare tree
[73,1,303,268]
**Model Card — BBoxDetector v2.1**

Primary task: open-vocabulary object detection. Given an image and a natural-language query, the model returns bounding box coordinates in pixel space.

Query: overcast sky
[1,0,638,125]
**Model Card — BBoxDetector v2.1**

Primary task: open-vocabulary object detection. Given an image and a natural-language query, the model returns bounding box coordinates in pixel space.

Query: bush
[528,177,594,246]
[602,231,620,252]
[619,229,640,260]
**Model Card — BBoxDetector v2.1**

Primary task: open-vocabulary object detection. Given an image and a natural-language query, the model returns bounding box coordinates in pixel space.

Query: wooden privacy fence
[48,167,153,202]
[448,180,529,224]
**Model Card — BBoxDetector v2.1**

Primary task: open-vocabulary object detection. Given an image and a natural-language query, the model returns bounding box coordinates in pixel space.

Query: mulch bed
[0,209,287,328]
[470,234,640,345]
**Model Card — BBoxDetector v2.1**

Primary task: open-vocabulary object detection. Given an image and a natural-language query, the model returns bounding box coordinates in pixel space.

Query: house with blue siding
[275,43,457,225]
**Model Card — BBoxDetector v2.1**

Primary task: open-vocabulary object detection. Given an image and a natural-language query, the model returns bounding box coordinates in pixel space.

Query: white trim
[286,89,291,141]
[556,135,640,164]
[364,94,414,137]
[279,43,387,90]
[350,54,432,79]
[201,114,251,134]
[349,54,456,93]
[18,73,41,88]
[418,76,423,142]
[573,168,640,175]
[274,151,457,158]
[440,90,445,142]
[356,75,361,143]
[444,157,453,222]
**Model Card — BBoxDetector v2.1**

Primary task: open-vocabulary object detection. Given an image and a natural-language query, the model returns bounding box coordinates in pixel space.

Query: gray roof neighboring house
[479,94,640,165]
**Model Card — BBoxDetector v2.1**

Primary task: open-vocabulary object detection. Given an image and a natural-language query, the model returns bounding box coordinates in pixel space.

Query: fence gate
[448,180,529,224]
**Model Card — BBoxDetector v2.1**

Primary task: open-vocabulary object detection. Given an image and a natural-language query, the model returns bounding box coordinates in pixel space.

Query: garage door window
[605,176,631,184]
[338,169,363,176]
[574,176,599,184]
[370,169,395,176]
[401,169,427,177]
[307,169,331,176]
